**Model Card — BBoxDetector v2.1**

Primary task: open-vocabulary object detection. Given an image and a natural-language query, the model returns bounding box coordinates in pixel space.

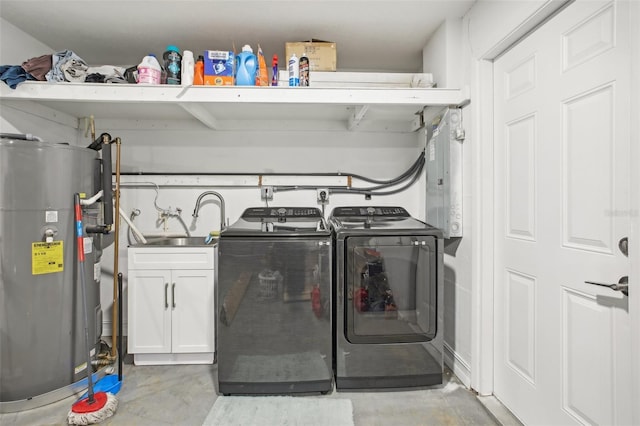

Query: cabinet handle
[172,283,176,308]
[164,283,169,308]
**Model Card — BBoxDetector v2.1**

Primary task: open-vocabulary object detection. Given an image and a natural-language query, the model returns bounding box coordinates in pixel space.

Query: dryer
[330,206,443,391]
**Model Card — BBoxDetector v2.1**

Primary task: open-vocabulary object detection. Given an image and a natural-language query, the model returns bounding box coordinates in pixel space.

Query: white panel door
[128,269,172,354]
[494,1,632,424]
[171,269,215,353]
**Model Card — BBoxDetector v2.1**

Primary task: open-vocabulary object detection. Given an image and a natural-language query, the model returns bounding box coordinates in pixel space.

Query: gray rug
[202,396,354,426]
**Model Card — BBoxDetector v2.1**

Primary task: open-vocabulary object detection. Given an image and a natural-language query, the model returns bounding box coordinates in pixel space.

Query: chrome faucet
[192,191,226,231]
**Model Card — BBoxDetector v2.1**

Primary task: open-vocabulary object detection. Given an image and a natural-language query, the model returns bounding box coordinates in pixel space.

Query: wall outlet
[261,186,274,201]
[317,188,329,203]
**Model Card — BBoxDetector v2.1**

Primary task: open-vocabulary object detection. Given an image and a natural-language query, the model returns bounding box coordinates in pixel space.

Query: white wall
[0,18,75,140]
[422,19,462,89]
[0,18,53,64]
[422,18,473,387]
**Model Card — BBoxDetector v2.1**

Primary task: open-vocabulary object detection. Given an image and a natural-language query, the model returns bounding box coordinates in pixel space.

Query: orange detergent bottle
[194,55,204,85]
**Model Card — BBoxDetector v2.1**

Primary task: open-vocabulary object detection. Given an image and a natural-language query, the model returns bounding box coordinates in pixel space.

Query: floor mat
[202,396,354,426]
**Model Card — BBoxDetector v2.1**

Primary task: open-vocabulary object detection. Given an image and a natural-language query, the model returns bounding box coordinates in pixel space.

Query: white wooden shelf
[0,81,470,132]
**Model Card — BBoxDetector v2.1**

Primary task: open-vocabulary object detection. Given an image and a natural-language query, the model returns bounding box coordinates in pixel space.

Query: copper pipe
[90,115,96,143]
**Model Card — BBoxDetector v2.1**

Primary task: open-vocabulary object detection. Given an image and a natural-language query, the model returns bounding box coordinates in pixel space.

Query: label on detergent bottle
[288,53,299,87]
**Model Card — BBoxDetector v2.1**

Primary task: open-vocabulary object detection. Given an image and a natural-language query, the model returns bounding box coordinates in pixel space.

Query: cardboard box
[285,40,336,72]
[204,50,235,86]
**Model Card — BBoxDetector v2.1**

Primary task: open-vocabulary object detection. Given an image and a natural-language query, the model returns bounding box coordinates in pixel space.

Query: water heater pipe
[119,207,147,244]
[80,190,103,206]
[101,134,114,226]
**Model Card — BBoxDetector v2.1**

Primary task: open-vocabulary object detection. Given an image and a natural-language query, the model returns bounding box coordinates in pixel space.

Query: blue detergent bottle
[235,45,257,86]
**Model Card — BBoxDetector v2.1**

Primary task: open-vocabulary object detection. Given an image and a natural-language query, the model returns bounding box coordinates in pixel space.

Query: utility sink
[142,236,216,247]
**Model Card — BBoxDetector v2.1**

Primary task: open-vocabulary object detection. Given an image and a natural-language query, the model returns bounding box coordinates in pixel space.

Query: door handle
[165,283,169,308]
[172,283,176,308]
[618,237,628,257]
[585,276,628,296]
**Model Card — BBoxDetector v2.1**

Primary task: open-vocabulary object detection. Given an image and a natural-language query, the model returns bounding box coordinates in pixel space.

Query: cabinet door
[171,269,215,353]
[128,269,172,354]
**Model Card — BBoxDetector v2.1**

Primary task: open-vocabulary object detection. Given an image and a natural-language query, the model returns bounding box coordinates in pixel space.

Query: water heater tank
[0,136,104,412]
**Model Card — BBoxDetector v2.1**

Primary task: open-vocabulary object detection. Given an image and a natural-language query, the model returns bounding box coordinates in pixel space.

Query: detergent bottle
[193,55,205,85]
[181,50,194,86]
[235,45,257,86]
[163,45,182,85]
[137,54,161,84]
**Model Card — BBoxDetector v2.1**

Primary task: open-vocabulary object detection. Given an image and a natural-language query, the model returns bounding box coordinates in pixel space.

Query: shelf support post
[178,103,218,130]
[347,104,370,131]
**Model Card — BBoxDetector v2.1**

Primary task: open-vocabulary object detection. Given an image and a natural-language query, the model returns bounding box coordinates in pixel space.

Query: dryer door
[344,235,437,344]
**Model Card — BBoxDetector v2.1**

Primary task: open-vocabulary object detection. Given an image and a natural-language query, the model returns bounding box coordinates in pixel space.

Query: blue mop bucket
[78,374,122,400]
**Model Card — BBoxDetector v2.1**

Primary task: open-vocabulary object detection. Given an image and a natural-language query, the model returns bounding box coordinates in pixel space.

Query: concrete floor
[0,363,517,426]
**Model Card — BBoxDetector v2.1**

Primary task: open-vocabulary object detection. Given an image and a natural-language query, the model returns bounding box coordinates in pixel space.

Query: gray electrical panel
[425,107,464,238]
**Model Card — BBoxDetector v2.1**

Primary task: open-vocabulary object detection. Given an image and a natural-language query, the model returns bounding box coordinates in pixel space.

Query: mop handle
[74,194,95,403]
[74,200,85,262]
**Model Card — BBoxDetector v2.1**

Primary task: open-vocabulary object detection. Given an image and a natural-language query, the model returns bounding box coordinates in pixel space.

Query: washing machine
[330,206,443,391]
[217,207,333,395]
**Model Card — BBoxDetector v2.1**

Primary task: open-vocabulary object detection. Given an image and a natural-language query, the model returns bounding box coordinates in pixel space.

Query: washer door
[344,235,437,344]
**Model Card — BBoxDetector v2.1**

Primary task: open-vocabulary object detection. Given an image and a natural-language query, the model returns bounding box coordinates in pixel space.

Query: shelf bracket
[347,105,370,131]
[178,103,218,130]
[409,110,425,132]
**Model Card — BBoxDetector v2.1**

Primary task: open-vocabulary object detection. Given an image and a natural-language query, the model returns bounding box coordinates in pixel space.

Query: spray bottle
[299,52,309,87]
[288,53,299,87]
[271,54,279,86]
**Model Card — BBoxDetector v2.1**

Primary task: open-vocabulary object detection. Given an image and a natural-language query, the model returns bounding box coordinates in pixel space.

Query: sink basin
[142,236,215,247]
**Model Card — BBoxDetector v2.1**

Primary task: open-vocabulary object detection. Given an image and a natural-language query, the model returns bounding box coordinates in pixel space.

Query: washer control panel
[241,207,321,219]
[331,206,410,218]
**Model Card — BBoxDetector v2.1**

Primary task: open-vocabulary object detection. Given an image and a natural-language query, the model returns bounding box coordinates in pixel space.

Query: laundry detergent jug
[137,54,161,84]
[235,45,257,86]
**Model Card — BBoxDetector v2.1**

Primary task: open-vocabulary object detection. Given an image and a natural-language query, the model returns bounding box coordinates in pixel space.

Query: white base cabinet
[128,245,216,365]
